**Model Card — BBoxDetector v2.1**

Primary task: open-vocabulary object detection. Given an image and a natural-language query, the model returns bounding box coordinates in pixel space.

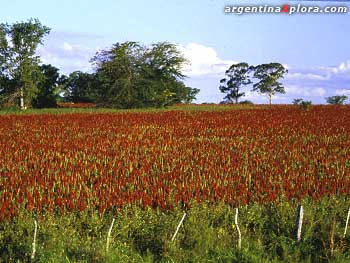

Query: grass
[2,198,350,262]
[0,104,262,115]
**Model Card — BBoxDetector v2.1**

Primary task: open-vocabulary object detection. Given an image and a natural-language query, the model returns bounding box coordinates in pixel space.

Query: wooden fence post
[343,207,350,238]
[171,212,186,242]
[31,220,38,261]
[106,218,115,253]
[235,208,242,249]
[295,205,303,242]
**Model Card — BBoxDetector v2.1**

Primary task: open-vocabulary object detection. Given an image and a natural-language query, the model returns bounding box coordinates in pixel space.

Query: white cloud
[63,42,73,52]
[62,42,92,56]
[311,87,326,96]
[285,85,326,97]
[39,41,237,77]
[323,61,350,75]
[179,43,236,77]
[285,85,310,96]
[335,89,350,96]
[282,64,290,70]
[37,41,96,74]
[285,72,328,81]
[243,91,262,101]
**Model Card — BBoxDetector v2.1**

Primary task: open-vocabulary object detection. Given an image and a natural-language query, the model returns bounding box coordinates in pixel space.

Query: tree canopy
[90,41,199,108]
[219,62,288,105]
[63,71,97,103]
[326,95,347,105]
[251,63,288,105]
[32,64,66,108]
[219,62,251,104]
[0,24,199,109]
[0,18,50,109]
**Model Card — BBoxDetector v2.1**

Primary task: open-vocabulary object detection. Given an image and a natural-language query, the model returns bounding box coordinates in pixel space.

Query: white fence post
[31,220,38,261]
[235,208,242,249]
[295,205,303,242]
[106,218,115,253]
[343,207,350,238]
[171,212,186,242]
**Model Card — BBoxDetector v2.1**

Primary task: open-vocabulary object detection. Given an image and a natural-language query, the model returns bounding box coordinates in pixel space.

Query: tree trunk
[19,87,25,110]
[235,97,238,104]
[269,93,272,105]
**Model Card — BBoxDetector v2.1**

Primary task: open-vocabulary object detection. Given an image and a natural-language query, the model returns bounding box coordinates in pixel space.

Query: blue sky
[1,0,350,104]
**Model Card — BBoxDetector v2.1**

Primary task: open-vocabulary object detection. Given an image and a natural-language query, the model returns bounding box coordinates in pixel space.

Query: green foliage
[219,62,251,104]
[0,21,197,109]
[293,98,303,105]
[251,63,288,105]
[91,41,141,108]
[326,95,348,105]
[63,71,97,103]
[239,100,254,105]
[299,101,312,110]
[0,75,18,107]
[91,41,199,108]
[32,64,66,108]
[0,18,50,109]
[293,98,312,110]
[2,198,350,262]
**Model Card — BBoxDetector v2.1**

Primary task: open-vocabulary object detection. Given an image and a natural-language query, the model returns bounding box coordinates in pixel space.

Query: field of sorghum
[0,105,350,262]
[1,106,349,218]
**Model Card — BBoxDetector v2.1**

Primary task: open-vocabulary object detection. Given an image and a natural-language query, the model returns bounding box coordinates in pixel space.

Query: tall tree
[219,62,251,104]
[251,63,287,105]
[91,41,198,108]
[0,18,50,109]
[141,42,196,106]
[91,41,143,108]
[143,42,187,80]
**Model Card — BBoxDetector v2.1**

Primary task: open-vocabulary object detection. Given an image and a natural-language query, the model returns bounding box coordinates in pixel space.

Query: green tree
[0,18,50,109]
[292,98,303,105]
[63,71,97,103]
[172,83,199,104]
[91,41,198,108]
[292,98,312,110]
[239,100,253,105]
[326,95,347,105]
[91,41,144,108]
[219,62,251,104]
[0,75,17,107]
[251,63,288,105]
[144,42,187,79]
[32,64,66,108]
[141,42,192,106]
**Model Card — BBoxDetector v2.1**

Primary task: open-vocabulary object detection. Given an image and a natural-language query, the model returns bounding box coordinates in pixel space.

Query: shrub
[239,100,254,105]
[326,95,347,105]
[292,98,312,110]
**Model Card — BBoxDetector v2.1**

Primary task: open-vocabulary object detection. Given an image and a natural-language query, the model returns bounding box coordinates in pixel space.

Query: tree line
[219,62,348,105]
[219,62,287,105]
[0,19,199,109]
